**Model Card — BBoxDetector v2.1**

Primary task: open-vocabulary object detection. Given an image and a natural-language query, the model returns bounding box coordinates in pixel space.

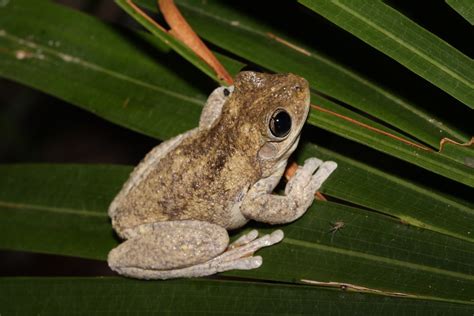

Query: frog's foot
[175,229,283,279]
[227,229,259,250]
[240,158,337,225]
[108,221,283,280]
[184,229,283,277]
[221,229,284,262]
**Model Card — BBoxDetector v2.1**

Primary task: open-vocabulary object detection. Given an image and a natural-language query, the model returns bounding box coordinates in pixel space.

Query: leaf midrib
[284,237,474,282]
[331,0,472,88]
[0,30,204,106]
[0,201,106,218]
[312,144,474,213]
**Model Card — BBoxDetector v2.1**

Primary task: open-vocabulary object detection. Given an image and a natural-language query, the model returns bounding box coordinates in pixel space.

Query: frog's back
[109,126,258,236]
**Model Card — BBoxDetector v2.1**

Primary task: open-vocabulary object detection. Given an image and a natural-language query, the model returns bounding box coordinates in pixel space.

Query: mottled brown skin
[110,72,310,236]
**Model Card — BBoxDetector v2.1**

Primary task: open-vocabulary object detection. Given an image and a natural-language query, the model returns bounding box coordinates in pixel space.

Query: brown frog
[108,71,337,279]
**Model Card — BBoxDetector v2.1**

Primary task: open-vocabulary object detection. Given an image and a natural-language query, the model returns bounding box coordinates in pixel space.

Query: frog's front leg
[199,86,234,129]
[108,220,282,280]
[241,158,337,224]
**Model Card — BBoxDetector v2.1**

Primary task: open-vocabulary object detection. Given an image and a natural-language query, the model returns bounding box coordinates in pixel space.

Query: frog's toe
[303,157,324,171]
[308,161,338,193]
[285,158,323,195]
[217,256,263,272]
[269,229,284,244]
[228,229,259,249]
[217,230,284,264]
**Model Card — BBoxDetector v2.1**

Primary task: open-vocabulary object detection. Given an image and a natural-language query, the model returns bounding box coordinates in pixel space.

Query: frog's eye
[223,88,231,97]
[269,109,292,138]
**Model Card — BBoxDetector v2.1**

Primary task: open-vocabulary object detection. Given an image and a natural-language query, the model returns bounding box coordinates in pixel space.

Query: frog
[107,71,337,279]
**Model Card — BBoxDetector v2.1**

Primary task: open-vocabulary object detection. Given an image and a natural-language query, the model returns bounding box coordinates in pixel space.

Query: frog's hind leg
[108,220,283,280]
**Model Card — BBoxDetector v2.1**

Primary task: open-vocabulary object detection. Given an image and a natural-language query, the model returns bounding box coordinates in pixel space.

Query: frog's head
[225,71,310,175]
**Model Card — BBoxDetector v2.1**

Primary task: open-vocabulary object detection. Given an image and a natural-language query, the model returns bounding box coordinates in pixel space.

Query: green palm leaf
[300,0,474,108]
[0,0,472,313]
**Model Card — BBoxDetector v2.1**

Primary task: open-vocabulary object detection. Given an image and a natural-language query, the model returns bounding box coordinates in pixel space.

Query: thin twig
[158,0,233,84]
[439,136,473,152]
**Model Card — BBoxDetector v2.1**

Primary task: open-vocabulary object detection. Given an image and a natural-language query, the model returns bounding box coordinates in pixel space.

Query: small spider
[329,221,345,242]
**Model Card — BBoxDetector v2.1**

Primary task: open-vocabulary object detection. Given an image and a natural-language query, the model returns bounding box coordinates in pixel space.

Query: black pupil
[223,88,230,96]
[270,110,291,138]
